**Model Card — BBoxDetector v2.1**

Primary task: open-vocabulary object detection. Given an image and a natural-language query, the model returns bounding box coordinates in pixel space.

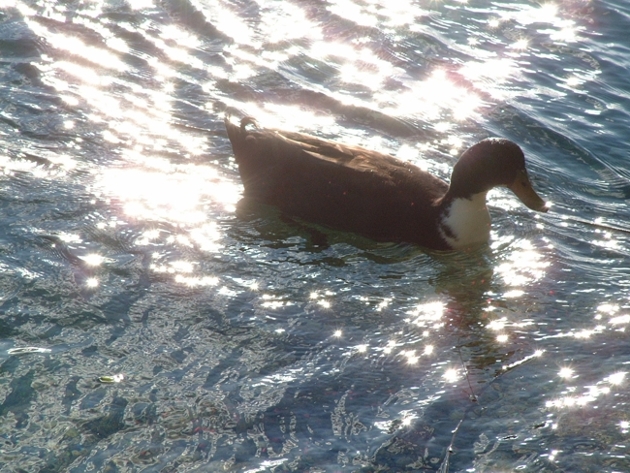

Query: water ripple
[1,0,630,471]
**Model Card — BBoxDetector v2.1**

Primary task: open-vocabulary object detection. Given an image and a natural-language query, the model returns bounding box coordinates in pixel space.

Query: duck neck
[439,192,491,249]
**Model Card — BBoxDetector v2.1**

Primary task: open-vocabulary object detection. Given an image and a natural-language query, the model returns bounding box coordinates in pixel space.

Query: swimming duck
[225,115,548,251]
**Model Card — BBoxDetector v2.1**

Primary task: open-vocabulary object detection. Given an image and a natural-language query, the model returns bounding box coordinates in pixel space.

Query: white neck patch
[439,192,491,249]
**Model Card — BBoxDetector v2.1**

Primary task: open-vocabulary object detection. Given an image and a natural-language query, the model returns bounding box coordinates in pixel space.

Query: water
[1,0,630,471]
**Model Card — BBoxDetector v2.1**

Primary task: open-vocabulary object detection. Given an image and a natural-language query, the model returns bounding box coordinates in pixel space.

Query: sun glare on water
[98,165,240,226]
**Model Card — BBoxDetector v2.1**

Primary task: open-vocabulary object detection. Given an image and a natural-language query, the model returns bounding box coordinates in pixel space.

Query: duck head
[447,138,549,212]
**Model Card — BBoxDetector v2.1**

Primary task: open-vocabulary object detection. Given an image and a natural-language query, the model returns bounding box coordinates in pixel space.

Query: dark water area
[1,0,630,471]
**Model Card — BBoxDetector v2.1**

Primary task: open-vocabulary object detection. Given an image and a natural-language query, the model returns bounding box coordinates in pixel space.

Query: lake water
[1,0,630,471]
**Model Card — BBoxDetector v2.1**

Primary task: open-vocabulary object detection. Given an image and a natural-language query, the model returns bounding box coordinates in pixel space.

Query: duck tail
[224,109,259,149]
[224,109,258,169]
[224,108,241,143]
[240,116,258,130]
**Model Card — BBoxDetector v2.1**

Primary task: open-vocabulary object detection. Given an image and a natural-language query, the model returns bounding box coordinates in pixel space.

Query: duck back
[225,116,452,249]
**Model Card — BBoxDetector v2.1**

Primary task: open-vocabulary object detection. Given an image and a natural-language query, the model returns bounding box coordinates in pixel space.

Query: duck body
[225,115,548,251]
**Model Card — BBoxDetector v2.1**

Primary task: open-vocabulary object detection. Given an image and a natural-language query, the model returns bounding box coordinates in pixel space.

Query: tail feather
[239,116,258,131]
[224,110,259,153]
[224,109,242,145]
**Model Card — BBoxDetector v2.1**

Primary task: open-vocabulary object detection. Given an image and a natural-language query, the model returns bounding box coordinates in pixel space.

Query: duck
[224,114,549,251]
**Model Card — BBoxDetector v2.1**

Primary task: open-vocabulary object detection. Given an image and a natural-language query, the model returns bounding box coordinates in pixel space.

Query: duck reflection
[369,241,550,469]
[432,238,550,360]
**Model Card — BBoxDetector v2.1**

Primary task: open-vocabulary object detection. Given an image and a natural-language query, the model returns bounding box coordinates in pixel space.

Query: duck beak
[508,169,549,212]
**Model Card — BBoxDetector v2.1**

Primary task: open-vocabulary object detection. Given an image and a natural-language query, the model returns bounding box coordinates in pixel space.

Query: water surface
[1,0,630,471]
